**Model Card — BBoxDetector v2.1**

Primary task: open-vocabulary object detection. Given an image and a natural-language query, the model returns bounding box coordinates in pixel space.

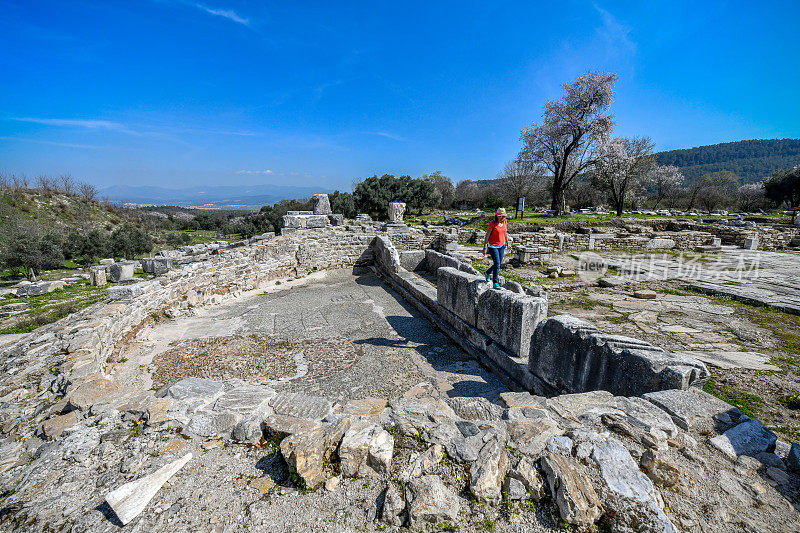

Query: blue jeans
[486,245,505,283]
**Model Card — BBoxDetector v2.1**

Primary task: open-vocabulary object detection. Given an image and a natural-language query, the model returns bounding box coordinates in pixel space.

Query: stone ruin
[0,204,799,532]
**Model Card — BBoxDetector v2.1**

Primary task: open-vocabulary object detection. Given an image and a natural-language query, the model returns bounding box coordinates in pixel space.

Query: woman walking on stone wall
[482,208,510,289]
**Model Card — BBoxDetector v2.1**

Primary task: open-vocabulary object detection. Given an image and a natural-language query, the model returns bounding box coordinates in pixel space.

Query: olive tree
[519,71,617,214]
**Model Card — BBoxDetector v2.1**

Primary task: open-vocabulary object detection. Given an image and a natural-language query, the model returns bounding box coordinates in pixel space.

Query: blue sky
[1,0,799,191]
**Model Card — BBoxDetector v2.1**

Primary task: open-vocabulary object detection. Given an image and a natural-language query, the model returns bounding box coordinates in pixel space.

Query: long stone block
[371,236,401,274]
[528,314,709,396]
[436,267,489,327]
[477,289,547,357]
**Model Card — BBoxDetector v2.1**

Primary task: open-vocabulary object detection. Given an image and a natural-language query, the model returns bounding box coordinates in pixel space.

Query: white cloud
[0,136,99,149]
[236,170,273,175]
[194,3,249,25]
[366,131,407,142]
[593,3,636,55]
[12,117,141,136]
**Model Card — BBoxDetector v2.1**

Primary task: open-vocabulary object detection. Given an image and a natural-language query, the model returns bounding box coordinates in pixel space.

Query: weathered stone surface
[262,414,322,440]
[105,453,192,525]
[381,483,405,526]
[306,215,328,228]
[371,236,402,274]
[166,377,226,403]
[643,387,744,432]
[508,456,545,500]
[213,385,276,416]
[507,418,564,457]
[339,422,394,478]
[312,193,332,215]
[499,392,547,409]
[469,436,509,504]
[640,449,680,487]
[633,289,657,300]
[141,257,172,275]
[399,444,444,482]
[186,411,241,437]
[646,238,675,250]
[232,416,263,443]
[388,397,457,436]
[399,250,426,271]
[447,396,503,421]
[89,267,107,286]
[477,288,547,357]
[269,392,332,420]
[530,315,709,396]
[788,443,800,472]
[387,202,406,223]
[342,397,386,417]
[541,453,603,528]
[614,396,679,438]
[406,475,460,526]
[591,439,677,533]
[547,436,574,456]
[108,261,136,282]
[145,398,176,426]
[41,410,80,439]
[67,378,121,411]
[546,390,614,420]
[280,418,350,490]
[436,267,488,327]
[709,419,778,461]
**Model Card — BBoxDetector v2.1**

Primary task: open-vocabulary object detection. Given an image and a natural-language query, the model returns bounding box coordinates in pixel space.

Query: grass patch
[779,394,800,410]
[0,281,107,334]
[703,379,764,418]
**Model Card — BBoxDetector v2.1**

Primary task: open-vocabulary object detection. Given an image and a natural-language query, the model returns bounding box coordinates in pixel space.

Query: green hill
[655,138,800,183]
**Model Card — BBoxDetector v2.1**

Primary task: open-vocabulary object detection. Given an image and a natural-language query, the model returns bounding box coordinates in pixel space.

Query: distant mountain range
[100,184,325,209]
[655,138,800,183]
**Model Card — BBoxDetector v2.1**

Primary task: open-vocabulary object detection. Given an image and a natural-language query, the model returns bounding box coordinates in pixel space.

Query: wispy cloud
[12,117,142,136]
[365,131,407,142]
[593,3,636,55]
[236,170,273,175]
[0,136,100,149]
[193,3,250,26]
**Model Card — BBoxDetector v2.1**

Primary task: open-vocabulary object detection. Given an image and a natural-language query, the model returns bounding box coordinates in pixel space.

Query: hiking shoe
[484,272,491,282]
[493,282,501,289]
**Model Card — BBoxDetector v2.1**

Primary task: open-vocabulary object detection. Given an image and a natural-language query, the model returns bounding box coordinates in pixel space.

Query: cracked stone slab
[269,392,333,421]
[212,385,276,416]
[709,419,778,461]
[642,387,744,432]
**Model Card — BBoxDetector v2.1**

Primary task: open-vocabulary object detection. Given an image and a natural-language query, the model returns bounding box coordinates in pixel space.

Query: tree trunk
[550,188,562,215]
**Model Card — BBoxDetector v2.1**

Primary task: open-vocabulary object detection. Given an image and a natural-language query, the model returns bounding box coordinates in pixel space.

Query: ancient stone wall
[369,236,709,396]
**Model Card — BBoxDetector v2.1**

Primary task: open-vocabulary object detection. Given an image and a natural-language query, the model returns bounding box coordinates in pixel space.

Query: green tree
[110,225,153,260]
[696,171,740,213]
[763,166,800,209]
[329,190,356,218]
[1,232,65,280]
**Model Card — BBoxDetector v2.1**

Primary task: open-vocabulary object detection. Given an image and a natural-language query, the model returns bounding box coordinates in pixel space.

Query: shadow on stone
[96,501,124,527]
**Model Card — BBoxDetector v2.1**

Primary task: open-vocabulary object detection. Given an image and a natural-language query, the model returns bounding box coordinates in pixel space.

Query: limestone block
[67,378,121,411]
[591,439,677,532]
[339,422,394,477]
[166,377,226,403]
[400,250,426,272]
[645,238,676,250]
[436,267,488,327]
[141,257,172,275]
[262,414,322,440]
[89,267,107,286]
[212,384,276,416]
[388,202,406,223]
[41,411,81,439]
[643,387,745,432]
[306,215,328,228]
[371,236,402,274]
[469,436,509,504]
[99,258,115,265]
[528,314,709,396]
[541,453,602,528]
[312,193,332,215]
[788,443,800,472]
[398,444,444,482]
[406,475,460,526]
[508,456,545,500]
[327,213,344,226]
[477,288,547,358]
[709,419,778,461]
[280,418,350,490]
[269,391,332,420]
[282,214,304,229]
[108,261,136,282]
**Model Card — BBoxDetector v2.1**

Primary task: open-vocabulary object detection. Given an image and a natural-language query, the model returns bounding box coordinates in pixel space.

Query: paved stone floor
[605,247,800,314]
[123,268,508,405]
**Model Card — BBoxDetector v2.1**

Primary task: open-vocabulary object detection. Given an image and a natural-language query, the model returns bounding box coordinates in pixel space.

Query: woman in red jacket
[482,208,510,289]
